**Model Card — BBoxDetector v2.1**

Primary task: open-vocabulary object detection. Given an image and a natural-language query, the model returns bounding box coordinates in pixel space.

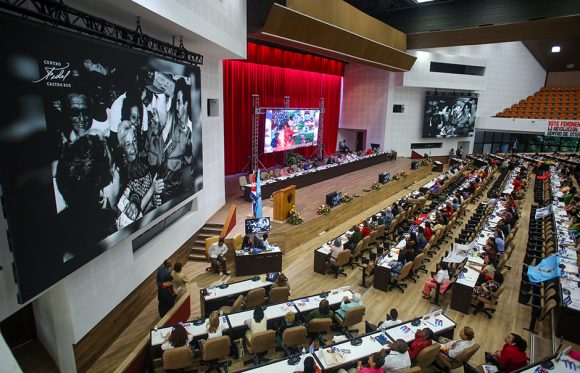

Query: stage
[211,158,432,252]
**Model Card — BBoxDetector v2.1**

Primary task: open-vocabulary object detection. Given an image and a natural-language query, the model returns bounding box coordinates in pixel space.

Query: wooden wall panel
[73,235,194,372]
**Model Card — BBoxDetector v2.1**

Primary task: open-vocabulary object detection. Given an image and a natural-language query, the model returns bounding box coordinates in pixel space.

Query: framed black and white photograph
[422,94,478,138]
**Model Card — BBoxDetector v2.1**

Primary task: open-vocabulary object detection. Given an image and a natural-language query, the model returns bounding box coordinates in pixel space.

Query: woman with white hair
[336,292,363,319]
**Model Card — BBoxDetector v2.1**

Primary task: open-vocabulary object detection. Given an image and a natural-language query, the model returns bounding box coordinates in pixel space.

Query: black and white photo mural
[422,93,478,138]
[0,14,203,302]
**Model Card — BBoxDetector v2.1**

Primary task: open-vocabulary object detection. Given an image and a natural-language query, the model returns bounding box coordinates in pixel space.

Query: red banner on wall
[546,120,580,138]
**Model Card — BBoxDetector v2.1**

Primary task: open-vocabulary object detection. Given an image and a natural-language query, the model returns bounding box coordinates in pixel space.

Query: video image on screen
[264,109,319,153]
[422,95,478,138]
[0,14,203,302]
[245,218,271,234]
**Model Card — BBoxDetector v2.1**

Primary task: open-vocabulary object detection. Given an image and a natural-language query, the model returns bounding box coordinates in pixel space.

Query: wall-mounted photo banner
[0,14,203,303]
[546,120,579,138]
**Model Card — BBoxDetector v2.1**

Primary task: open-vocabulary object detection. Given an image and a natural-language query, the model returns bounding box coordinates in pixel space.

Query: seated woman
[383,208,394,225]
[469,255,495,284]
[276,311,302,344]
[244,307,267,342]
[161,323,193,351]
[422,261,450,299]
[241,235,253,250]
[307,299,334,322]
[199,311,224,352]
[473,272,503,300]
[416,227,428,251]
[487,333,529,372]
[328,238,344,264]
[429,179,442,194]
[337,351,385,373]
[272,273,291,292]
[423,221,433,241]
[408,328,434,361]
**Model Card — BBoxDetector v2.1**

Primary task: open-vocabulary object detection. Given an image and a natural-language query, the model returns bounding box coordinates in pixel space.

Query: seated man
[335,292,363,320]
[437,326,475,360]
[382,339,411,373]
[307,299,334,322]
[208,237,229,275]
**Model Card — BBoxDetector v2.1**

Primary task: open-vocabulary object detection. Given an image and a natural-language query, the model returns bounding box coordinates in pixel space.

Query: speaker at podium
[272,185,296,222]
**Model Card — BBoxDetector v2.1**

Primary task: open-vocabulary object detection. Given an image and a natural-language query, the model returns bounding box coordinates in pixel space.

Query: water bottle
[154,325,158,332]
[302,347,306,355]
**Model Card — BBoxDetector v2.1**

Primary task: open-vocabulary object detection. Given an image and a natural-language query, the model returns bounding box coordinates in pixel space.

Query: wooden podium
[272,185,296,221]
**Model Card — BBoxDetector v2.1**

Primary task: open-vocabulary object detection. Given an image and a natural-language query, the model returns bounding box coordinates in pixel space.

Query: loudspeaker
[411,161,419,170]
[207,98,219,117]
[379,172,390,184]
[393,104,404,113]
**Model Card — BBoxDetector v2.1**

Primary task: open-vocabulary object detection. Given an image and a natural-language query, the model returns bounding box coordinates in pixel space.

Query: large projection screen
[422,94,478,138]
[264,109,320,153]
[0,14,203,302]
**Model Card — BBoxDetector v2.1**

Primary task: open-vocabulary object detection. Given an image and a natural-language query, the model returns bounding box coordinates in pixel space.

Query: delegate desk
[200,277,275,317]
[314,312,455,372]
[234,247,283,276]
[550,171,580,344]
[225,287,353,341]
[243,152,394,201]
[149,314,230,362]
[514,350,580,373]
[235,353,317,373]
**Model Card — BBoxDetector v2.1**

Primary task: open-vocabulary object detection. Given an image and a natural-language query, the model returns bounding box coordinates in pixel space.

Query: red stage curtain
[223,45,344,175]
[246,42,345,76]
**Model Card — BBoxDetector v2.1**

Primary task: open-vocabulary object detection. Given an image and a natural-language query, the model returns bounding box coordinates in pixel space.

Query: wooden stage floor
[210,157,413,236]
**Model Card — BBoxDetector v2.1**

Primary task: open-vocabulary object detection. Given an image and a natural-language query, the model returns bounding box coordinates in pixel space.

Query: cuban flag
[250,170,263,218]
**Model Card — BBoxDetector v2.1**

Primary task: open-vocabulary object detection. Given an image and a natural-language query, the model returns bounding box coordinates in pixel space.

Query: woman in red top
[445,202,454,219]
[489,333,528,372]
[361,222,372,238]
[408,328,434,361]
[424,221,433,241]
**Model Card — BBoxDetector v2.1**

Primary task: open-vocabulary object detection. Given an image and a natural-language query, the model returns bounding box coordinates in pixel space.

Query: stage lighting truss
[0,0,203,66]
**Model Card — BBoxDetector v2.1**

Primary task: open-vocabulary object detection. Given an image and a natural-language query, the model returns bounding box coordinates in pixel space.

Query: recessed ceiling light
[416,0,435,3]
[551,45,561,53]
[566,63,575,69]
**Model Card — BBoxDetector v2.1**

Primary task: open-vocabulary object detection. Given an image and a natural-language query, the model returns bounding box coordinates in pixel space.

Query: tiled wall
[385,41,546,157]
[340,63,389,149]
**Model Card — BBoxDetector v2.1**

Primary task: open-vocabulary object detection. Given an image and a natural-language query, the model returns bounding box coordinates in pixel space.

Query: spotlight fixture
[416,0,435,3]
[551,45,561,53]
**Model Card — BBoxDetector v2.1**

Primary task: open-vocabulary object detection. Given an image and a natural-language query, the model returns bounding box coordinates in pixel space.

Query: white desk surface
[519,354,580,373]
[385,313,455,343]
[150,316,229,347]
[235,246,282,256]
[293,287,352,313]
[456,265,480,287]
[241,353,315,373]
[315,331,386,369]
[317,236,349,255]
[226,287,352,329]
[316,312,456,369]
[203,278,274,301]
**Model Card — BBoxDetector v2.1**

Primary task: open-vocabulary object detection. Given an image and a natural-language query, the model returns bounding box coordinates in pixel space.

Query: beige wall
[546,71,580,87]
